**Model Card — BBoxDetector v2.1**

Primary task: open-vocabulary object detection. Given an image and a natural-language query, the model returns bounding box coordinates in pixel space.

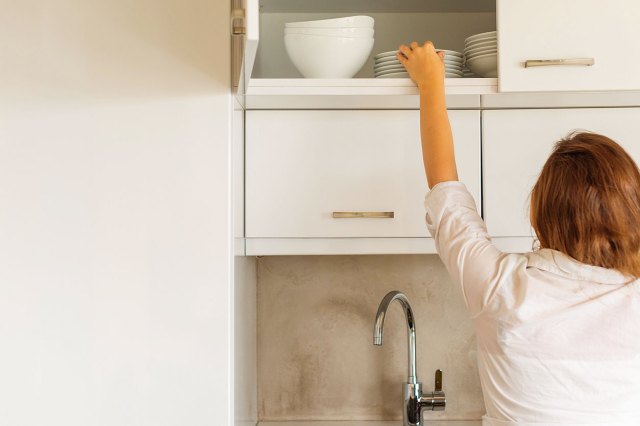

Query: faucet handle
[434,369,443,393]
[432,369,446,411]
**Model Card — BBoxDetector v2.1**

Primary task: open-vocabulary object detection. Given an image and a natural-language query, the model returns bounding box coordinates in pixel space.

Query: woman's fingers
[398,44,412,59]
[410,41,419,50]
[396,51,408,65]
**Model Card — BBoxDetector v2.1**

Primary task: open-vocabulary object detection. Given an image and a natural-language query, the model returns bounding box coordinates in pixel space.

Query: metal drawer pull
[231,8,246,35]
[332,211,395,219]
[525,58,595,68]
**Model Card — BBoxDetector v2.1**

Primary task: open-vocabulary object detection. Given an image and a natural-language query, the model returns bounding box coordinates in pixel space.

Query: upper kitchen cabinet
[483,108,640,252]
[497,0,640,92]
[245,109,481,255]
[232,0,498,106]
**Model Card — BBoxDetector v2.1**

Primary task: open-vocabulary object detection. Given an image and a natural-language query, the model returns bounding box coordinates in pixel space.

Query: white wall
[0,1,232,425]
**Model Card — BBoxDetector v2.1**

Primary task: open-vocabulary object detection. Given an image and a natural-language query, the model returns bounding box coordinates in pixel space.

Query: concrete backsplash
[257,255,484,421]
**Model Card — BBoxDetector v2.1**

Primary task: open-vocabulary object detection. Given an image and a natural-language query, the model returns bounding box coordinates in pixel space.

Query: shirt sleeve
[424,181,515,317]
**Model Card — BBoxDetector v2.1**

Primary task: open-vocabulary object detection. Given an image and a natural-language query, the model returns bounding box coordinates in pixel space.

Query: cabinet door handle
[524,58,595,68]
[332,211,395,219]
[231,8,246,35]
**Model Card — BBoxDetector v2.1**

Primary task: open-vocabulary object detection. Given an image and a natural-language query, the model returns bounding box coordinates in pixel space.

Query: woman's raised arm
[397,41,458,189]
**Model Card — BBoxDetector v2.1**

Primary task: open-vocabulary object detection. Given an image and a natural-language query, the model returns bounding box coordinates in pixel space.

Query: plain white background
[0,0,232,424]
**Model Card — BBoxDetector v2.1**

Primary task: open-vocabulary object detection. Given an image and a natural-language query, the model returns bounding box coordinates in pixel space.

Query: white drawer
[246,110,481,238]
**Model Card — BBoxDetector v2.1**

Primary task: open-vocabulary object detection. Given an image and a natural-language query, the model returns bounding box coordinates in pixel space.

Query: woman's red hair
[530,132,640,277]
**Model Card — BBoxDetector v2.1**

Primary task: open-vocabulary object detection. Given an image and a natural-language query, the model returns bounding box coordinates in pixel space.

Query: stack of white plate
[464,31,497,78]
[373,49,464,78]
[284,16,375,78]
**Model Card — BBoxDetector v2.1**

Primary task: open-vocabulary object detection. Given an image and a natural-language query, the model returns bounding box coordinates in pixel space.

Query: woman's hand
[397,41,445,91]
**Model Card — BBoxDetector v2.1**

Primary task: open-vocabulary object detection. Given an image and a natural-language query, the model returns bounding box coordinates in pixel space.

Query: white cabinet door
[246,110,480,238]
[498,0,640,92]
[483,108,640,238]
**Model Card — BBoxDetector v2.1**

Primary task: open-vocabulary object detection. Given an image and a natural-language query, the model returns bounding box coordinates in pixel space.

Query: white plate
[376,71,410,78]
[374,69,463,77]
[374,61,400,67]
[375,59,462,68]
[376,49,463,60]
[465,52,498,78]
[437,49,463,58]
[374,64,405,73]
[374,50,400,59]
[375,64,462,72]
[465,31,496,44]
[374,57,401,65]
[374,69,461,77]
[375,69,407,76]
[375,71,463,79]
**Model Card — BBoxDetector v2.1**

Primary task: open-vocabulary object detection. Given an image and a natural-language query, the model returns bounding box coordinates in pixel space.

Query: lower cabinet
[483,108,640,241]
[246,110,481,253]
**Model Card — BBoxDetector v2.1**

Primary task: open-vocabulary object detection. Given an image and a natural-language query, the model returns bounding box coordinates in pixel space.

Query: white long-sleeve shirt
[424,181,640,426]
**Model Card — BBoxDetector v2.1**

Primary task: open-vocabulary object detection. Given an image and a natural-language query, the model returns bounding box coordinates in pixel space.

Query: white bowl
[465,46,498,57]
[465,39,496,50]
[465,51,497,61]
[285,27,374,37]
[465,39,497,49]
[286,16,374,28]
[285,34,374,78]
[465,31,496,44]
[465,52,498,77]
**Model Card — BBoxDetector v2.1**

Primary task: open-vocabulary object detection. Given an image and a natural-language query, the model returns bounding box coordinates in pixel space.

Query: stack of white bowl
[373,49,464,78]
[284,16,375,78]
[464,31,497,77]
[462,66,477,78]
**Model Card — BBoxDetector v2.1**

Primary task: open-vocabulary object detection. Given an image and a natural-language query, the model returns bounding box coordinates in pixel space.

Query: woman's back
[479,250,640,425]
[425,182,640,425]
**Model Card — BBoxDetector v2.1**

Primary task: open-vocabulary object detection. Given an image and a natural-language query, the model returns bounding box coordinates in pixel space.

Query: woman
[398,41,640,425]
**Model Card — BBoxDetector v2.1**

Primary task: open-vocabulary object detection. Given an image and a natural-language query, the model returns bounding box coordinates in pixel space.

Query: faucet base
[403,379,446,426]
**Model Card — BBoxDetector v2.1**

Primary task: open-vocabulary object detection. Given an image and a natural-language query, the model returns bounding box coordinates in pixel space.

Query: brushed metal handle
[525,58,595,68]
[231,8,246,35]
[332,211,395,219]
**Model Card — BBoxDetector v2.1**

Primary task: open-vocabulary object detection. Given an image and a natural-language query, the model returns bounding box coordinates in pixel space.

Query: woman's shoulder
[524,248,638,285]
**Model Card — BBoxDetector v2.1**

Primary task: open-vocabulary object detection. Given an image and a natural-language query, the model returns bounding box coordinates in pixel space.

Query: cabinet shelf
[245,78,497,109]
[260,0,495,13]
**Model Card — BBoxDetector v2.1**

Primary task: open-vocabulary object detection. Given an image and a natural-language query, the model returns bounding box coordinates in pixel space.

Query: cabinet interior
[254,0,496,79]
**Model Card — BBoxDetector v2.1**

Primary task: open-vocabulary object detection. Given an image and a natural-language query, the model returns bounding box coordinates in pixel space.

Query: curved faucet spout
[373,291,417,384]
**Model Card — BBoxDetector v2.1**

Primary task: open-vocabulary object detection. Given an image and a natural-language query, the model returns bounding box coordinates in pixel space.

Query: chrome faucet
[373,291,445,426]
